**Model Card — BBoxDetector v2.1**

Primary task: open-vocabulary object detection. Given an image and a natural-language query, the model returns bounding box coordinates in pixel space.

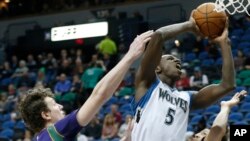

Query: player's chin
[175,75,181,81]
[176,72,182,79]
[172,73,181,80]
[61,111,66,116]
[176,69,182,76]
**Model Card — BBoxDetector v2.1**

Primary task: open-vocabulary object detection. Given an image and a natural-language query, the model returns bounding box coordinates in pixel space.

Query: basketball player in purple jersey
[19,30,153,141]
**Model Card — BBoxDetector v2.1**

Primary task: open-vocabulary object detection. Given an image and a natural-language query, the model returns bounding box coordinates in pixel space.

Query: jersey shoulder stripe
[132,79,160,114]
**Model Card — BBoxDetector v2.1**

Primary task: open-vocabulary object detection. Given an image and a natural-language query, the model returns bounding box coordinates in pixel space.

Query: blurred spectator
[103,53,116,71]
[0,61,13,88]
[83,115,102,140]
[2,84,17,112]
[75,49,86,64]
[111,104,122,124]
[69,48,76,57]
[12,60,29,78]
[0,92,7,112]
[0,61,13,79]
[26,54,37,72]
[36,67,47,86]
[34,81,45,89]
[59,49,72,64]
[88,54,99,67]
[71,74,84,107]
[36,54,46,69]
[189,67,209,90]
[234,49,246,71]
[54,73,72,95]
[73,58,85,76]
[101,114,119,140]
[118,114,132,138]
[44,53,58,70]
[8,83,17,97]
[123,67,136,87]
[70,75,85,107]
[11,55,19,70]
[11,60,29,86]
[17,70,34,87]
[175,69,190,90]
[98,36,117,56]
[44,53,58,83]
[71,74,83,94]
[57,59,72,76]
[81,60,106,94]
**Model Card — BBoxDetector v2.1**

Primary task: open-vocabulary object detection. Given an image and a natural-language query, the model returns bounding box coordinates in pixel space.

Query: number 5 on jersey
[165,108,176,125]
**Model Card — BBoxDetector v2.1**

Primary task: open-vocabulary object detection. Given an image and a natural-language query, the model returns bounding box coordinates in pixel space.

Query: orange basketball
[192,2,227,39]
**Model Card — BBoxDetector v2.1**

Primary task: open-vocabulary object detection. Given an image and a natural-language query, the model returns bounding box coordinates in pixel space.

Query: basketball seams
[206,4,211,38]
[200,22,224,30]
[193,2,226,38]
[196,8,214,14]
[200,22,224,37]
[196,17,226,29]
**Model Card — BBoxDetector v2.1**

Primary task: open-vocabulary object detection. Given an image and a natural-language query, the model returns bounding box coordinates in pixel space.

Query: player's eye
[167,57,174,60]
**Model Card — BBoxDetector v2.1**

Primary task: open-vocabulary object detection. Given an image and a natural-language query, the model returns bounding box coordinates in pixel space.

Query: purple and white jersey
[35,110,82,141]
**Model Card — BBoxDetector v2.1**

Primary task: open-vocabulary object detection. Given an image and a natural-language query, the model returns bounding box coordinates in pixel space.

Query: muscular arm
[205,106,230,141]
[192,23,236,109]
[76,31,153,126]
[135,21,195,102]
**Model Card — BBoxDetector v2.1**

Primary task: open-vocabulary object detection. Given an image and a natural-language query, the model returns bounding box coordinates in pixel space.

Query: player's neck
[158,75,175,88]
[45,122,54,129]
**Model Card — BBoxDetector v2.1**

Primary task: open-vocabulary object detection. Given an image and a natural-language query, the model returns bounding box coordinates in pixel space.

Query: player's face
[44,97,65,123]
[190,128,210,141]
[159,55,182,79]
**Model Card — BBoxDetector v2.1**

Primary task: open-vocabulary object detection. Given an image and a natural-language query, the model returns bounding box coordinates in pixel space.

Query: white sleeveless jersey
[132,79,193,141]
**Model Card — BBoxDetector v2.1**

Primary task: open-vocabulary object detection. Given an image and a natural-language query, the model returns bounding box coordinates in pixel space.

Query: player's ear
[155,66,161,74]
[41,111,51,120]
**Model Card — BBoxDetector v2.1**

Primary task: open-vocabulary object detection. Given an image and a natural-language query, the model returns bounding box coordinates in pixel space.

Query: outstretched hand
[127,30,154,60]
[221,90,247,108]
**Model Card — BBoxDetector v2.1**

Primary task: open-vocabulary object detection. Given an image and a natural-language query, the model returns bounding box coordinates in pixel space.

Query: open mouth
[176,63,181,70]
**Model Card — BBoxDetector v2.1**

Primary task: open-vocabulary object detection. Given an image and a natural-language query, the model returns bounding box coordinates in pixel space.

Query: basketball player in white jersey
[132,13,235,141]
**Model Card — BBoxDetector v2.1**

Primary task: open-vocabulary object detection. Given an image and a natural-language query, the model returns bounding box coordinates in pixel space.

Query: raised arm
[192,20,236,109]
[76,31,153,126]
[205,90,247,141]
[135,16,198,102]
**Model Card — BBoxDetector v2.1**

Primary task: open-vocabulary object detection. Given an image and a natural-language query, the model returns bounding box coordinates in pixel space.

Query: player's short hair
[19,88,54,132]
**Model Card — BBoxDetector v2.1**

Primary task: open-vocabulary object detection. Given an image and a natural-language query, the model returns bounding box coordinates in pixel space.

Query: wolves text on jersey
[159,88,188,113]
